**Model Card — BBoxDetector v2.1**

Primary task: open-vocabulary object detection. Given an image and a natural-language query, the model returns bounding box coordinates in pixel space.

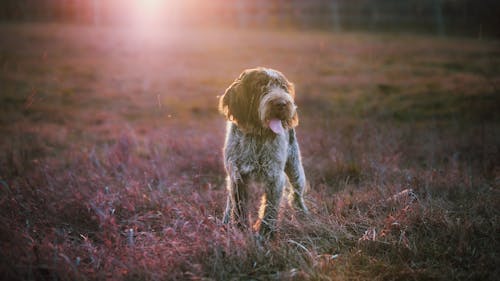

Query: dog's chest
[227,129,289,175]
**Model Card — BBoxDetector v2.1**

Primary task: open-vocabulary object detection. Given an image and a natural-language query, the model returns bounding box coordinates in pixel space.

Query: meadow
[0,23,499,280]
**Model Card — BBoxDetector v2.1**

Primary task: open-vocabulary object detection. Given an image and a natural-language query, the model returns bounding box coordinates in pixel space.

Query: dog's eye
[274,100,287,108]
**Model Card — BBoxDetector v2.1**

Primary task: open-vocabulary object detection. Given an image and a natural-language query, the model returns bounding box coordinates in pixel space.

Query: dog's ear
[218,79,243,122]
[219,71,261,133]
[285,110,299,129]
[284,82,299,129]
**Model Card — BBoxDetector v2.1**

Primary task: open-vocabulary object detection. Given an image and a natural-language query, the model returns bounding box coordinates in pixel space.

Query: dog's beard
[258,87,296,135]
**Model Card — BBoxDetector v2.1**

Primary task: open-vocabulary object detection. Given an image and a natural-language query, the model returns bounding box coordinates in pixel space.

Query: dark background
[1,0,499,37]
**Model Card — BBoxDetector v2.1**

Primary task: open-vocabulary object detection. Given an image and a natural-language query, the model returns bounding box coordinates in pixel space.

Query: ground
[0,23,499,280]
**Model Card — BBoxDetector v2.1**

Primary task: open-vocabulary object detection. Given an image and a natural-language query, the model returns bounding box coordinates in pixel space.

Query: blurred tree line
[0,0,498,37]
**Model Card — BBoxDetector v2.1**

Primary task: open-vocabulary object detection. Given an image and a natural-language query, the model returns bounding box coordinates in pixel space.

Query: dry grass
[0,23,499,280]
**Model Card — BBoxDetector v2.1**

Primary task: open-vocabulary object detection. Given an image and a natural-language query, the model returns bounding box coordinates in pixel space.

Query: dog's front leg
[285,129,309,213]
[257,173,285,238]
[223,174,249,229]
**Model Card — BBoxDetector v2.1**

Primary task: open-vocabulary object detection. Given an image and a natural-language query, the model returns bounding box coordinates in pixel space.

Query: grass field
[1,23,499,280]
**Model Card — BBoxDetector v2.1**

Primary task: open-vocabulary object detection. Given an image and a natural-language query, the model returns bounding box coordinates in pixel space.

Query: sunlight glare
[125,0,181,40]
[131,0,169,26]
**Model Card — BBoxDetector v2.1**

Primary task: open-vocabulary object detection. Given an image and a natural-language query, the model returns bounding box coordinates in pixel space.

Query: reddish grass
[0,23,499,280]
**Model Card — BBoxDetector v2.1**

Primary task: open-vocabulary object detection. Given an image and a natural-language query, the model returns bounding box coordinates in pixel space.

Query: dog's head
[219,67,298,135]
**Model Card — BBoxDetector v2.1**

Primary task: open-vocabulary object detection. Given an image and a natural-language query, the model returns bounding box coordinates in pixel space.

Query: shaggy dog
[219,67,308,237]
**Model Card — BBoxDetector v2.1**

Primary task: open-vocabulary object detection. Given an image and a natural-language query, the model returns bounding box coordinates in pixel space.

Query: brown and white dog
[219,67,308,237]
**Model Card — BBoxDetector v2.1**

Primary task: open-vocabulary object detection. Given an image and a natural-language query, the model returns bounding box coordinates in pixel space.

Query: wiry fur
[219,67,308,237]
[219,67,298,135]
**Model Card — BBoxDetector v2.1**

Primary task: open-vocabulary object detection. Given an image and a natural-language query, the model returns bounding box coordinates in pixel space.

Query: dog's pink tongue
[269,119,285,135]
